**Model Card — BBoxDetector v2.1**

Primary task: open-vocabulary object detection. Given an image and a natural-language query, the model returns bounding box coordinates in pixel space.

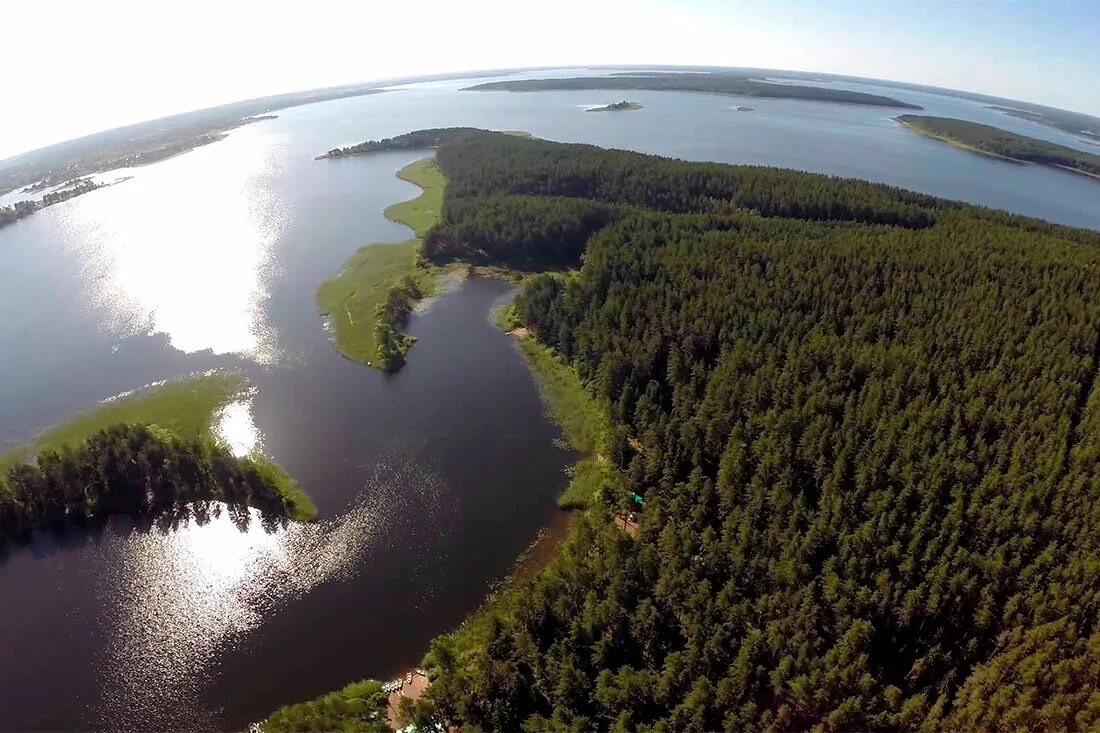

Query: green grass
[317,156,445,368]
[515,336,611,458]
[0,371,317,522]
[557,457,614,510]
[0,372,248,470]
[384,157,444,239]
[317,240,424,364]
[248,453,318,522]
[500,315,615,509]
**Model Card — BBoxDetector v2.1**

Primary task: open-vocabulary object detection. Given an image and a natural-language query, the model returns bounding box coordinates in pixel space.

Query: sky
[2,0,1098,161]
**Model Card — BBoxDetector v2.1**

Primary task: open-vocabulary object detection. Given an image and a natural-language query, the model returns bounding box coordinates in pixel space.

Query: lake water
[1,70,1098,730]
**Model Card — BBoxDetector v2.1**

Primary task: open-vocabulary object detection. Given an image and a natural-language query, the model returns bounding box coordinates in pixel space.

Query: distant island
[988,105,1100,143]
[0,177,106,229]
[896,114,1100,180]
[463,72,923,109]
[587,100,642,112]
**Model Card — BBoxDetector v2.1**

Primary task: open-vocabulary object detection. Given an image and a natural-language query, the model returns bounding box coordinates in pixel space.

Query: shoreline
[316,155,445,370]
[896,117,1100,181]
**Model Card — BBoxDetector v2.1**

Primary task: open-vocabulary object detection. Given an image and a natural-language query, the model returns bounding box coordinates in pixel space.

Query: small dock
[384,668,429,730]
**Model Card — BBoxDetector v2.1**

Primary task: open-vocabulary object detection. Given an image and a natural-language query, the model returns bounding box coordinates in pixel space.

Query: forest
[463,73,922,109]
[897,114,1100,179]
[290,128,1100,731]
[0,423,311,540]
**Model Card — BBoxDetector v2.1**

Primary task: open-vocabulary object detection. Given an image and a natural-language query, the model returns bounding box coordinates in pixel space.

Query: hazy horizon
[2,0,1098,162]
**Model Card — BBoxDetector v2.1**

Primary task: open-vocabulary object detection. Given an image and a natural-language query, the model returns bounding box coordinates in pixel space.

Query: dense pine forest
[297,129,1100,730]
[0,424,311,539]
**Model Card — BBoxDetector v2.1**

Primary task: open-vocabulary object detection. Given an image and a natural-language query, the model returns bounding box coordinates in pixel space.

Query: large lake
[0,70,1098,730]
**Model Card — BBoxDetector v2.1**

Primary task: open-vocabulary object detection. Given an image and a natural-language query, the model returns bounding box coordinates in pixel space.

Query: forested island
[0,177,106,229]
[587,100,642,112]
[897,114,1100,179]
[0,373,314,540]
[463,72,923,109]
[270,128,1100,731]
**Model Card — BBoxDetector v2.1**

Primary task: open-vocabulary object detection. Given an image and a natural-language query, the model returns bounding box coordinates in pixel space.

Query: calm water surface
[0,71,1098,730]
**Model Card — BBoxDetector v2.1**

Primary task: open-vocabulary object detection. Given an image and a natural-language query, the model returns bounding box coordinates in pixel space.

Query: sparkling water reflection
[55,132,288,360]
[214,398,262,457]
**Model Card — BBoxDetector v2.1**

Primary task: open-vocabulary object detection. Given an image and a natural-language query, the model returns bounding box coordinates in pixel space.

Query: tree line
[0,423,305,540]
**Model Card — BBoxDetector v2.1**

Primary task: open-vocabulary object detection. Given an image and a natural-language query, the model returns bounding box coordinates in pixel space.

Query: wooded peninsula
[463,73,923,109]
[0,178,105,229]
[0,373,314,541]
[270,128,1100,731]
[897,114,1100,179]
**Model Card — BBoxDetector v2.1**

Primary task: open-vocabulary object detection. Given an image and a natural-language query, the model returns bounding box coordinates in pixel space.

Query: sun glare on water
[56,127,288,361]
[213,398,262,458]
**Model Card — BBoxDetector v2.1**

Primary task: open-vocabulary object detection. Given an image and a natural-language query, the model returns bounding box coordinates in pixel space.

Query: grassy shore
[0,372,248,470]
[496,301,613,509]
[0,372,316,521]
[317,156,444,369]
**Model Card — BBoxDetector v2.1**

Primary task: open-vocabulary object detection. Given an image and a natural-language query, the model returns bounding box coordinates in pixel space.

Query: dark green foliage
[409,131,1100,730]
[425,195,618,269]
[434,132,939,230]
[0,423,303,539]
[263,679,391,732]
[465,73,923,109]
[899,114,1100,178]
[373,275,422,370]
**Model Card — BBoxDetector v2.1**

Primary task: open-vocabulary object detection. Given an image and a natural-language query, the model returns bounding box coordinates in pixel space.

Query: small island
[896,114,1100,180]
[587,100,642,112]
